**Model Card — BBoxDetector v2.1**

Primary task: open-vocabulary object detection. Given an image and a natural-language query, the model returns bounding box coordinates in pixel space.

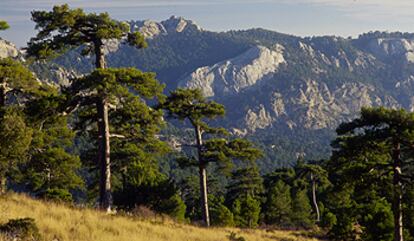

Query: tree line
[1,5,414,241]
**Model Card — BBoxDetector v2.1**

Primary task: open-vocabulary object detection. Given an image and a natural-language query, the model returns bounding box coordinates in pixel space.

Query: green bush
[211,203,234,227]
[0,218,41,241]
[232,194,261,228]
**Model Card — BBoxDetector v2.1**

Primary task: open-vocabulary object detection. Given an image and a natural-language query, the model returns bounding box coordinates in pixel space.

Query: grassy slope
[0,193,319,241]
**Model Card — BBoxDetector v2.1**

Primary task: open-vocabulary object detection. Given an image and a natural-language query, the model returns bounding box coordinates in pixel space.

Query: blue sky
[1,0,414,47]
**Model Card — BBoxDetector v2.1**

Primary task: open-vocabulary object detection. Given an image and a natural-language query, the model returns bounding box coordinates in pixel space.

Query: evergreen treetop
[27,4,146,59]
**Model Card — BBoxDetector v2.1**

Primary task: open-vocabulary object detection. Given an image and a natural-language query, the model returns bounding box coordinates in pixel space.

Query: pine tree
[0,108,32,194]
[331,107,414,241]
[295,160,329,222]
[27,4,147,211]
[264,180,292,226]
[17,86,84,202]
[160,88,262,227]
[210,196,234,227]
[0,57,41,194]
[291,189,314,228]
[232,194,261,228]
[226,164,264,205]
[64,68,165,210]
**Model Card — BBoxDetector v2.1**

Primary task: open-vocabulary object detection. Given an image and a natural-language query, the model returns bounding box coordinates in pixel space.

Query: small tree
[0,108,32,194]
[0,58,41,194]
[160,88,262,227]
[232,194,261,228]
[226,164,264,205]
[264,180,292,226]
[15,86,84,202]
[295,160,329,222]
[291,189,314,228]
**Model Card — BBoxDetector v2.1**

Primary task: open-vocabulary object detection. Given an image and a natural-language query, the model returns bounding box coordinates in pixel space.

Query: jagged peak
[129,16,202,39]
[0,38,20,58]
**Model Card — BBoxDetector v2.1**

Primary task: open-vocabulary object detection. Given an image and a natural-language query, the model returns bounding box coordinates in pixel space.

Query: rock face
[239,80,399,132]
[366,38,414,61]
[179,45,285,97]
[22,18,414,165]
[130,16,202,39]
[0,39,19,58]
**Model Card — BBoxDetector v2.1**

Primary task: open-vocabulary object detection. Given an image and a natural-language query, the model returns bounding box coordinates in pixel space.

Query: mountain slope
[0,193,318,241]
[5,17,414,169]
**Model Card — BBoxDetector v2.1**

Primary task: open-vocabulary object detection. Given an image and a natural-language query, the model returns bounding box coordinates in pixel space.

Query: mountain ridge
[3,17,414,168]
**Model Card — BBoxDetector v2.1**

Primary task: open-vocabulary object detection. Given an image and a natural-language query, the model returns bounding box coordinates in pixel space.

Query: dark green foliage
[160,88,225,126]
[113,179,186,221]
[160,88,262,226]
[291,189,314,228]
[159,193,187,222]
[327,107,414,240]
[0,20,9,31]
[361,199,394,241]
[65,67,166,203]
[226,165,264,204]
[404,184,414,240]
[0,58,40,99]
[210,202,234,227]
[225,164,263,228]
[232,194,261,228]
[0,218,41,241]
[0,58,43,194]
[27,4,146,59]
[0,108,33,184]
[263,180,292,226]
[42,188,74,203]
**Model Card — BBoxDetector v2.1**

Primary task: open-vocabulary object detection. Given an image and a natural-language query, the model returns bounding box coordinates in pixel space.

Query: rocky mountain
[3,18,414,169]
[0,39,19,58]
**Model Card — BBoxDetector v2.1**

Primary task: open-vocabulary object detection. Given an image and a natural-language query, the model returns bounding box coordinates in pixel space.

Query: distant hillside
[0,193,319,241]
[4,17,414,170]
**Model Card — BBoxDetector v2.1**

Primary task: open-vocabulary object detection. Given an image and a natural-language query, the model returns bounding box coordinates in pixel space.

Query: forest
[1,5,414,241]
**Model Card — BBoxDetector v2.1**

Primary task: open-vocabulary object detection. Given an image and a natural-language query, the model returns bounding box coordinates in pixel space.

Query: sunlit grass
[0,193,319,241]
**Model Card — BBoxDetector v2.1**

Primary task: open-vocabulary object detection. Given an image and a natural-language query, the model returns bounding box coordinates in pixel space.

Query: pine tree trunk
[97,98,112,212]
[195,125,210,227]
[94,41,106,69]
[94,40,111,212]
[0,85,6,194]
[392,142,404,241]
[311,173,320,222]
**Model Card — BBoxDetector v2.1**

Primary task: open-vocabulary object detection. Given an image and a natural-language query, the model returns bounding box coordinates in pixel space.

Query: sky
[1,0,414,47]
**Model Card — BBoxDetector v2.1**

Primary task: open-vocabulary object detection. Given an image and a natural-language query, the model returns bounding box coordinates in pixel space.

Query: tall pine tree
[331,107,414,241]
[27,4,147,211]
[64,68,165,210]
[160,88,262,227]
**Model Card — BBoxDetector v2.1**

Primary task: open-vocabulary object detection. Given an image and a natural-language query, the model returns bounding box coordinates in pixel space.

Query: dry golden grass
[0,193,320,241]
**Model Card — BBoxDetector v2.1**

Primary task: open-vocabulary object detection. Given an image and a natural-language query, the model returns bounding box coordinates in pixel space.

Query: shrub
[211,203,234,227]
[0,218,41,241]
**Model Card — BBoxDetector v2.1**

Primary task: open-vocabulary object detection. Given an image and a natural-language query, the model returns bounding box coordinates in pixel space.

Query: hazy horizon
[2,0,414,47]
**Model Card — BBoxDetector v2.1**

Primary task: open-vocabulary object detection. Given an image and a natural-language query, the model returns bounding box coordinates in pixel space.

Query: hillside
[39,18,414,169]
[4,17,414,169]
[0,193,318,241]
